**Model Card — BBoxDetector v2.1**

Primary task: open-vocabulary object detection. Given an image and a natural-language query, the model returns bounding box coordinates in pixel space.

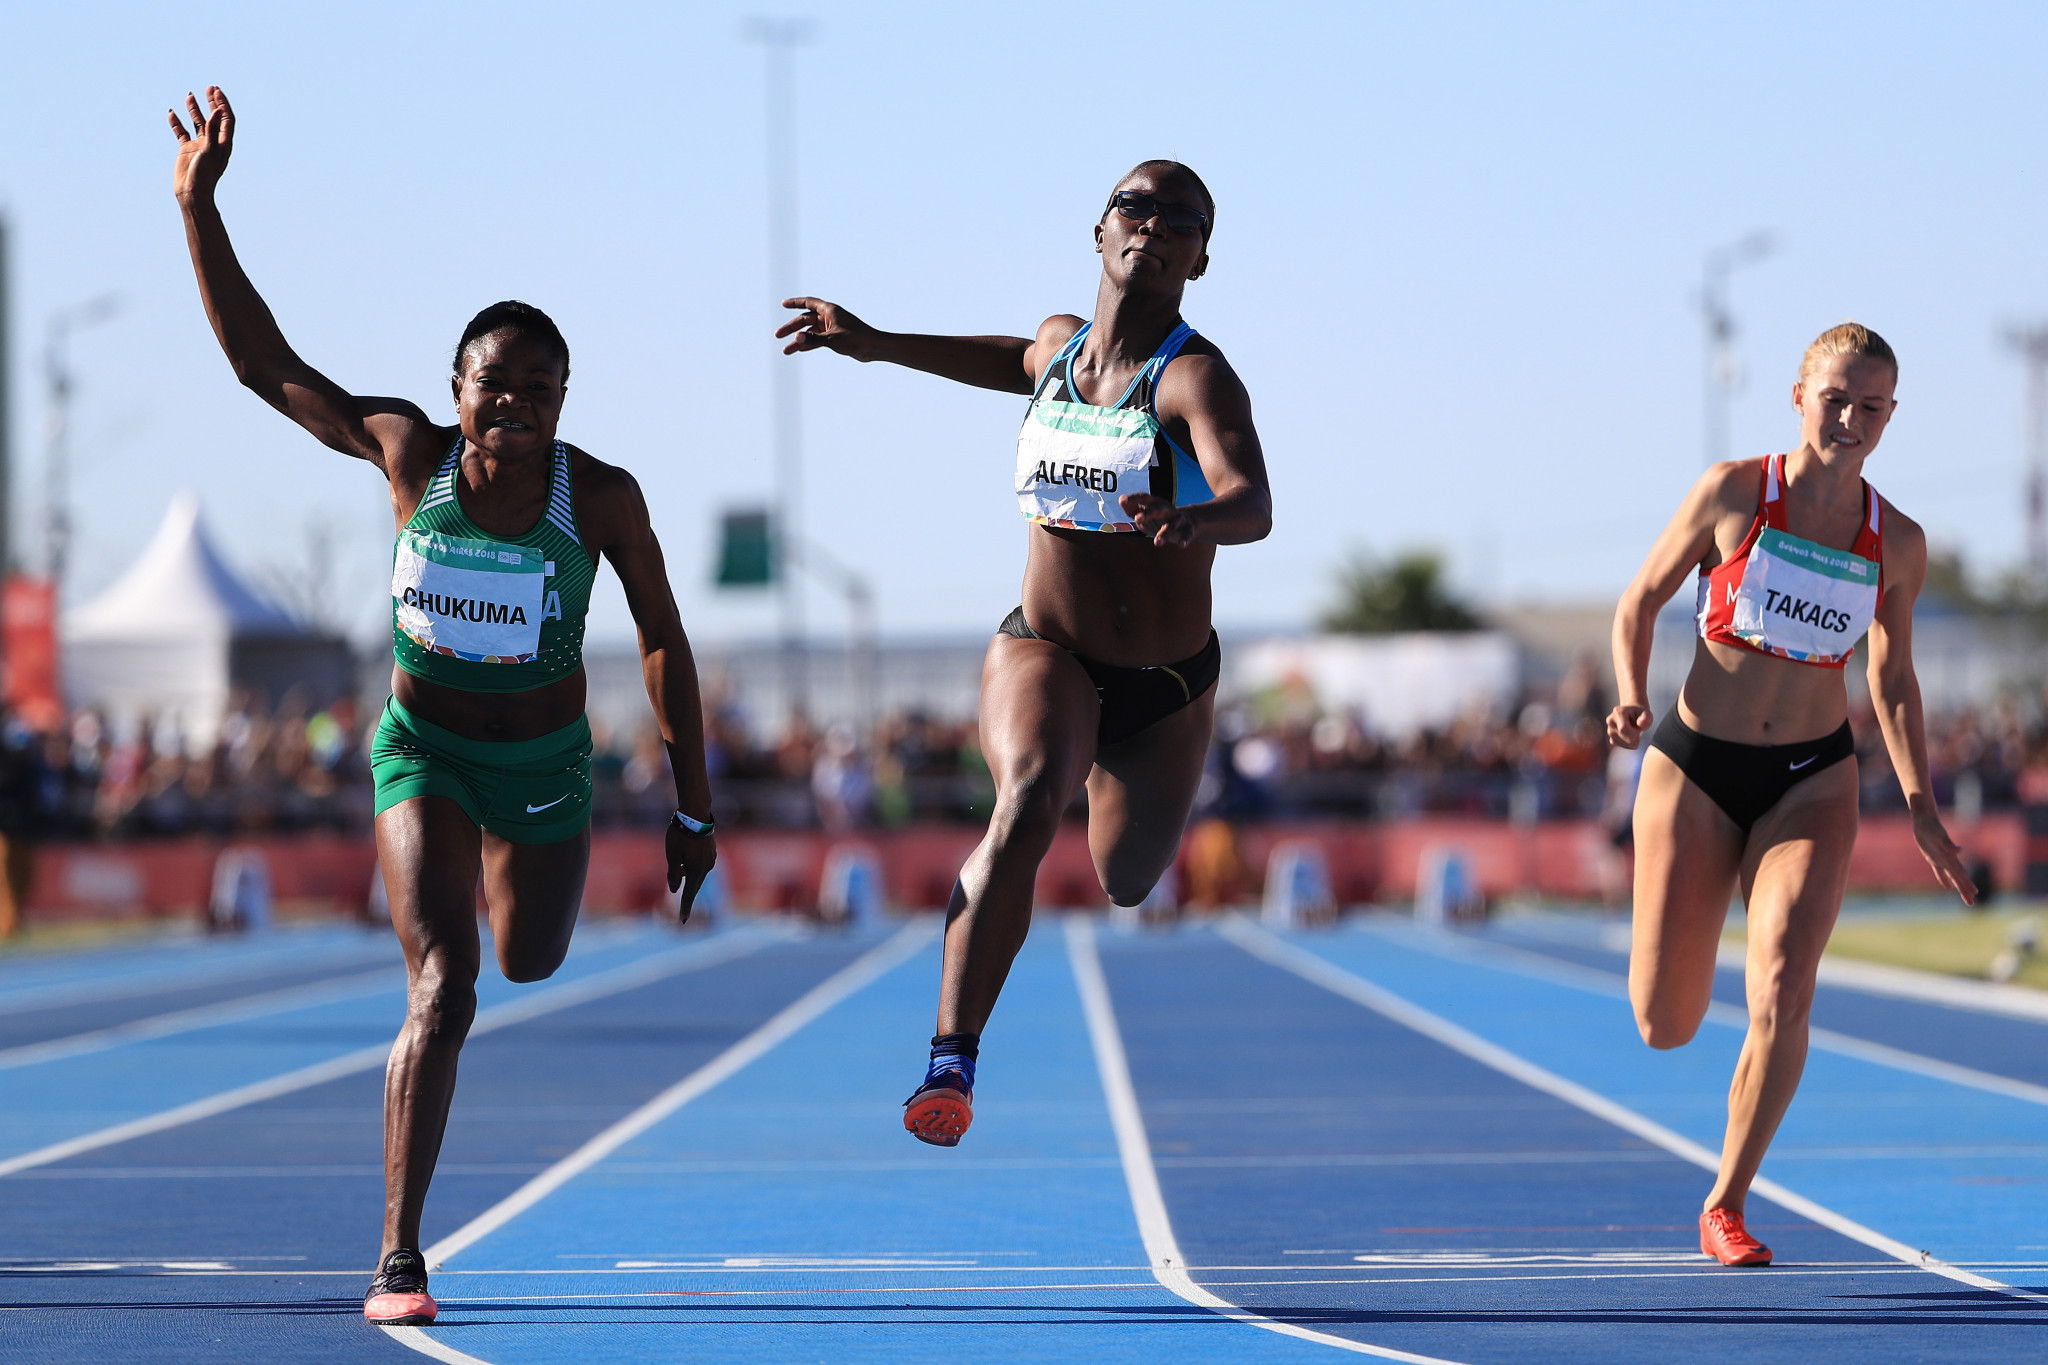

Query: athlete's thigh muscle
[1085,689,1216,902]
[377,796,486,979]
[1737,761,1858,1005]
[1629,746,1745,1038]
[480,830,590,982]
[978,633,1101,807]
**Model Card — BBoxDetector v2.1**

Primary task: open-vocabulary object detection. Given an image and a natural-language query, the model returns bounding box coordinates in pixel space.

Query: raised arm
[586,463,717,918]
[1125,349,1271,548]
[1606,466,1740,748]
[776,297,1049,395]
[169,87,433,468]
[1864,514,1976,905]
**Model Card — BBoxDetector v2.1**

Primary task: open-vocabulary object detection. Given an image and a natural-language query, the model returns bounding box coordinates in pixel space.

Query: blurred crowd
[2,669,2046,846]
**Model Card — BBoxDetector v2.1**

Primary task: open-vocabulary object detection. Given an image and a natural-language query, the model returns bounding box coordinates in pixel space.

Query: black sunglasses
[1107,189,1209,235]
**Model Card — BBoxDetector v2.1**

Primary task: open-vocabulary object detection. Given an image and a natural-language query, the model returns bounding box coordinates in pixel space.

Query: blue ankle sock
[923,1031,979,1092]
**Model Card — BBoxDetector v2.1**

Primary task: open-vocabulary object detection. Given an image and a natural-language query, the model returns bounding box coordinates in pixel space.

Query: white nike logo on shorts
[1788,756,1817,771]
[525,794,571,813]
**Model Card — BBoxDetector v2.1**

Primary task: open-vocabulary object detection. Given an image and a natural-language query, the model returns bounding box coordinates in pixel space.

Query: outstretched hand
[1606,704,1652,750]
[1911,809,1979,907]
[168,86,234,202]
[666,820,717,923]
[777,297,877,360]
[1119,493,1197,547]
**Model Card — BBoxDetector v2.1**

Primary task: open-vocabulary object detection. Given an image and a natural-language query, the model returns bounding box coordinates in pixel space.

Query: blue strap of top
[1033,323,1092,398]
[1142,322,1198,418]
[1041,320,1198,409]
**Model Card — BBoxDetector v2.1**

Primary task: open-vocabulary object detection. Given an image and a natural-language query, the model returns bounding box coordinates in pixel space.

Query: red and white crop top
[1695,454,1882,669]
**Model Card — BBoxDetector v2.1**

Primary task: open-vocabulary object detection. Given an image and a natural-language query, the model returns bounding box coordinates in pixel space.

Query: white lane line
[0,967,402,1072]
[12,1260,2048,1289]
[1802,950,2048,1024]
[0,928,781,1180]
[1501,909,2048,1024]
[380,1331,494,1365]
[0,937,394,1015]
[1219,918,2048,1308]
[387,923,933,1360]
[1067,918,1468,1364]
[57,1145,2047,1180]
[384,1264,2048,1298]
[1376,924,2048,1109]
[418,923,932,1263]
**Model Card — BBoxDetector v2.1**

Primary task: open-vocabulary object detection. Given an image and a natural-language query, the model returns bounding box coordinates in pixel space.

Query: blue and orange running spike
[904,1033,978,1146]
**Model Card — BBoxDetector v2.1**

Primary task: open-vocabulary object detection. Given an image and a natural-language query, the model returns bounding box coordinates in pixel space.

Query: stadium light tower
[0,212,12,588]
[1700,231,1775,467]
[745,15,815,721]
[2006,324,2048,581]
[44,292,123,595]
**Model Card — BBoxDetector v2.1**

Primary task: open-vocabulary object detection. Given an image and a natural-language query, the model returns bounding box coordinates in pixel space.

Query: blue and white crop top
[1013,321,1214,531]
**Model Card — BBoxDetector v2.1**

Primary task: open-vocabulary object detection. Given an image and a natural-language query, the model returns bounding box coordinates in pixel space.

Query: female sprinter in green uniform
[1609,323,1974,1265]
[169,88,717,1324]
[780,160,1270,1145]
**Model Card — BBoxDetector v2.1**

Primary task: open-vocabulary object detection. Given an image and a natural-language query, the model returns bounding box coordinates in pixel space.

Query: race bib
[1015,398,1157,532]
[1729,528,1879,663]
[392,529,547,664]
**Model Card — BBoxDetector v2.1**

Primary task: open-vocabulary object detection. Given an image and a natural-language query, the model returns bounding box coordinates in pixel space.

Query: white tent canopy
[64,492,352,743]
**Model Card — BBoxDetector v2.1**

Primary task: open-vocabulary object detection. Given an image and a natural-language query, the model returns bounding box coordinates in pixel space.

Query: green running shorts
[370,697,593,844]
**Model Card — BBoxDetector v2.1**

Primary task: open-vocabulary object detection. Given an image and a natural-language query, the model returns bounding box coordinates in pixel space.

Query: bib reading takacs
[391,439,597,693]
[1696,453,1883,669]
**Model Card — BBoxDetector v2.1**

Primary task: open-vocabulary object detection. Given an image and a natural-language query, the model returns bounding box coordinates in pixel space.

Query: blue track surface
[4,910,2043,1362]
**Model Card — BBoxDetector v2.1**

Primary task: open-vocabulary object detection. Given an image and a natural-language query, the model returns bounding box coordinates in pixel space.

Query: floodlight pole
[0,213,11,659]
[747,16,815,724]
[2006,325,2048,581]
[790,538,878,737]
[1700,232,1775,468]
[44,293,122,597]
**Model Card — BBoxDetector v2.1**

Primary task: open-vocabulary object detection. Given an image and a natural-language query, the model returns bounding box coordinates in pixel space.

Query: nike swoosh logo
[1788,756,1818,771]
[525,795,571,813]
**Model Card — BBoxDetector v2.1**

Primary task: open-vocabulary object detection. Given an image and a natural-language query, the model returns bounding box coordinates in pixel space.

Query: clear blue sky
[3,0,2044,647]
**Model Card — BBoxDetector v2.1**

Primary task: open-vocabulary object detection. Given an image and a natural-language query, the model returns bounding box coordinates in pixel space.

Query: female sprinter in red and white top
[1608,323,1975,1266]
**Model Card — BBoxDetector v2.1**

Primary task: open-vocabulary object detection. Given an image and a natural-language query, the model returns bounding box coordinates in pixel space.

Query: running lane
[377,925,1361,1365]
[0,927,405,1047]
[1095,923,2044,1364]
[0,923,755,1166]
[3,925,862,1365]
[0,952,402,1061]
[1318,917,2048,1267]
[0,925,388,1009]
[1480,913,2048,1091]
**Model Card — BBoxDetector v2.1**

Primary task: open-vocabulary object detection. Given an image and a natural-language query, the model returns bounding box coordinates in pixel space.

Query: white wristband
[672,810,715,836]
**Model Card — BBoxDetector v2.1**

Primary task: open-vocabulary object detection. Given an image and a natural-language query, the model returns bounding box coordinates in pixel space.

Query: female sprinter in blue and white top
[778,160,1271,1146]
[1608,323,1974,1265]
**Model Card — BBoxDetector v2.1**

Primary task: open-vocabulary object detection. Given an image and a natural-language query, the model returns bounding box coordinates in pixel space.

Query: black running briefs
[1648,711,1855,833]
[997,606,1221,748]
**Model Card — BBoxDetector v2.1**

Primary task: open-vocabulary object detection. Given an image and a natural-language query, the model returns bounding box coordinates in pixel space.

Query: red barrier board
[11,813,2021,927]
[3,575,61,731]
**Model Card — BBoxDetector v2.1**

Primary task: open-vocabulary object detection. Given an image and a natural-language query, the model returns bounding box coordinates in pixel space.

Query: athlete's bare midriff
[391,667,588,743]
[1676,637,1850,746]
[1019,524,1215,667]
